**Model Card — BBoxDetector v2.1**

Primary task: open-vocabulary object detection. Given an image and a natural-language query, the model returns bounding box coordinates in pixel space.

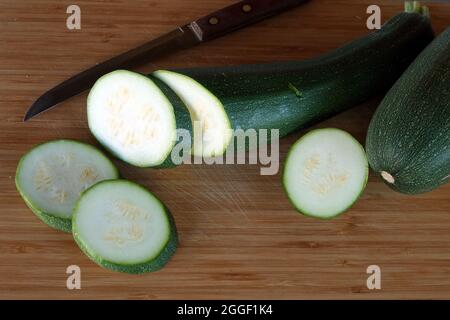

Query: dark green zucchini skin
[149,76,193,168]
[169,12,433,142]
[366,28,450,194]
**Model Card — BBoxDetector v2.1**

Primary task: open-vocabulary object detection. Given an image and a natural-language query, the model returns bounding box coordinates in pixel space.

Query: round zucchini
[283,128,368,219]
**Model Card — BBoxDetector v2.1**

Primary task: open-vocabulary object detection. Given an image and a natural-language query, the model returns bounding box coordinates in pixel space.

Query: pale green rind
[15,184,72,232]
[282,128,369,220]
[72,180,178,274]
[15,139,119,232]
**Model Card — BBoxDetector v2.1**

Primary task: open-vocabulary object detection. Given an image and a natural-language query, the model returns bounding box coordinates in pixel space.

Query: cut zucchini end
[87,70,177,167]
[404,1,429,17]
[153,70,232,158]
[282,128,368,220]
[72,180,178,274]
[380,171,396,184]
[15,140,119,231]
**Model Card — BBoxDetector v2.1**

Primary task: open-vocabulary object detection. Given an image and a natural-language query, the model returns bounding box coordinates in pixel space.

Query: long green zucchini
[366,28,450,194]
[88,6,433,167]
[154,7,433,162]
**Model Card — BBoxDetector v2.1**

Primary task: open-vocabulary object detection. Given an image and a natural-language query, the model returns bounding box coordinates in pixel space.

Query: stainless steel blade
[24,0,311,121]
[24,25,200,121]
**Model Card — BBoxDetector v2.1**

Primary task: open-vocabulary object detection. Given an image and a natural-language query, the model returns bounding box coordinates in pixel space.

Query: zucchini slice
[72,180,177,274]
[87,70,177,167]
[153,70,232,158]
[15,140,119,232]
[282,129,368,219]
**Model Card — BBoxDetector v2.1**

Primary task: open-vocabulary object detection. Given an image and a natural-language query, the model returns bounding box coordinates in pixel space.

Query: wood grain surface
[1,0,449,300]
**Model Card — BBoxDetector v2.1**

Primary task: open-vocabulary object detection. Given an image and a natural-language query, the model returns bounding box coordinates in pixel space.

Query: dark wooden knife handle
[190,0,309,41]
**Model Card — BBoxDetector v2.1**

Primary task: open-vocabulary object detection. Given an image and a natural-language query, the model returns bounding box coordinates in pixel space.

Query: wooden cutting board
[1,0,449,300]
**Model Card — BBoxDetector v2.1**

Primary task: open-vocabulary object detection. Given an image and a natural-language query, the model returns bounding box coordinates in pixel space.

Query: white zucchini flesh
[72,180,177,273]
[283,128,368,219]
[87,70,177,167]
[153,70,232,158]
[15,140,119,231]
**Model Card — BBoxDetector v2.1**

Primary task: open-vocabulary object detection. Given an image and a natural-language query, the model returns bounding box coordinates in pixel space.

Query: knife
[24,0,310,121]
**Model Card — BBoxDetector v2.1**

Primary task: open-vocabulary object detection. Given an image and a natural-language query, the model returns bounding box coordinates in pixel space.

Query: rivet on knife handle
[24,0,310,121]
[191,0,310,41]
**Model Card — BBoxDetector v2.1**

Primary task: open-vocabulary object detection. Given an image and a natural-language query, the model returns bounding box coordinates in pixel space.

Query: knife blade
[24,0,310,121]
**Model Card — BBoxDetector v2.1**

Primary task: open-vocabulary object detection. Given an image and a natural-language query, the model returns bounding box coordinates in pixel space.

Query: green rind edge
[16,184,72,232]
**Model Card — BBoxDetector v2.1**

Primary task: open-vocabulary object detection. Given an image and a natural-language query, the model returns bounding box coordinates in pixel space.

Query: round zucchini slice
[87,70,177,167]
[72,180,177,274]
[282,128,368,219]
[15,140,119,232]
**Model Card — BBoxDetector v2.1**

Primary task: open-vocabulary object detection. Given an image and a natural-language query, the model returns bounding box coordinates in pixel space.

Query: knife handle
[190,0,310,41]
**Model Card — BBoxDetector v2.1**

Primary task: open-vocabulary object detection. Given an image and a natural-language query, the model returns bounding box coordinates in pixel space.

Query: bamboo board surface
[0,0,449,299]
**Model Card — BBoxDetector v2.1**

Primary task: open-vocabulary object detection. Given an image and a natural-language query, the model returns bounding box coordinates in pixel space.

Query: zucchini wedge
[15,140,119,232]
[72,180,177,274]
[283,129,368,219]
[153,70,232,158]
[366,27,450,194]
